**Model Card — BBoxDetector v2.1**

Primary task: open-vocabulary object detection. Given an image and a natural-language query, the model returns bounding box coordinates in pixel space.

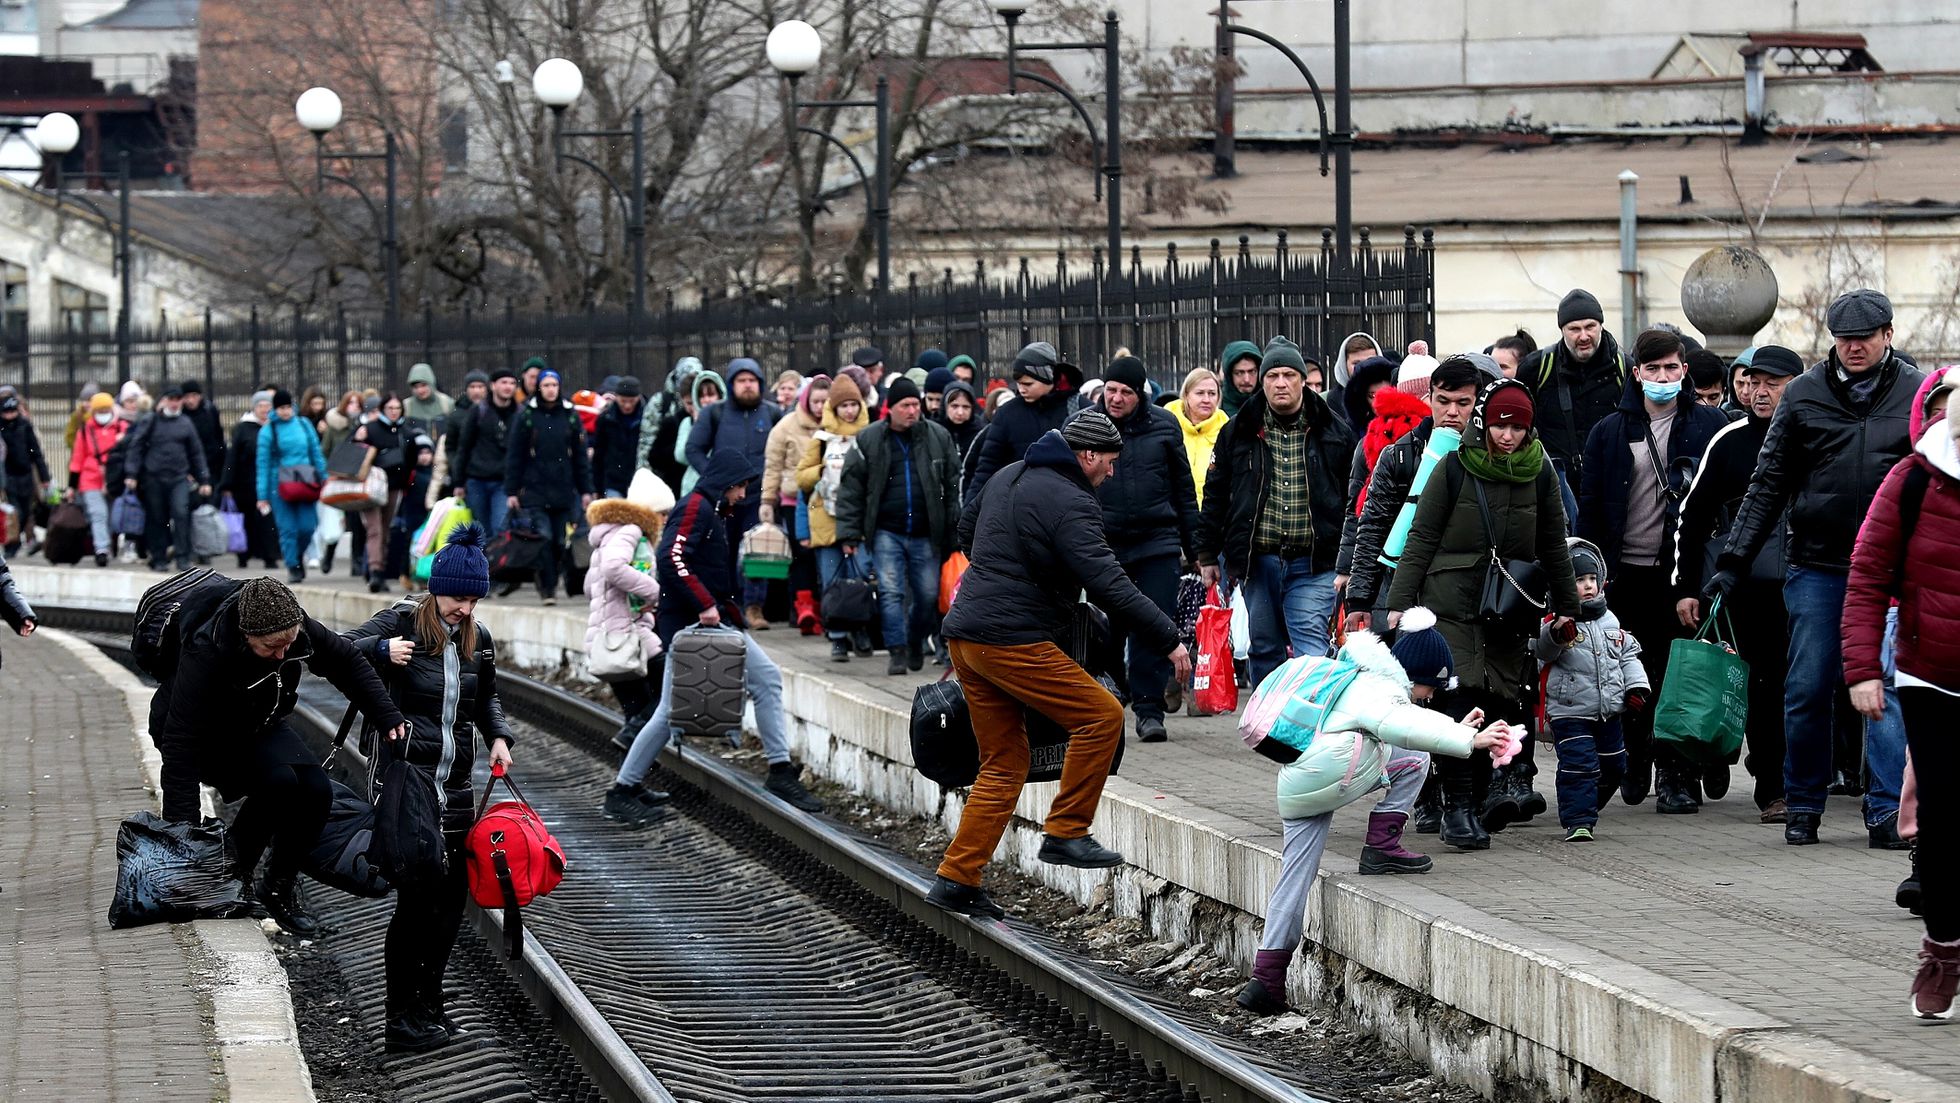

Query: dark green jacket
[1386,451,1582,697]
[835,418,962,558]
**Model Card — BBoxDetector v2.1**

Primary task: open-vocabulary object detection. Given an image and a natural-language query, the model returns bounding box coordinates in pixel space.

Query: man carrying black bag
[927,411,1191,920]
[151,576,405,937]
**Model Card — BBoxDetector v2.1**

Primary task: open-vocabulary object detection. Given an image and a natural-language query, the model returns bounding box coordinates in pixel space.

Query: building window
[56,279,109,338]
[1,260,26,351]
[440,105,468,172]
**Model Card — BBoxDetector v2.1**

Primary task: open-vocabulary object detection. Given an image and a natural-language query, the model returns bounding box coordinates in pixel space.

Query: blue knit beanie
[1389,607,1455,689]
[429,524,491,598]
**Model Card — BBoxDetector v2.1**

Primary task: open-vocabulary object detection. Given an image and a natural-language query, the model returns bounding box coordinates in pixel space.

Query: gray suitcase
[667,625,748,738]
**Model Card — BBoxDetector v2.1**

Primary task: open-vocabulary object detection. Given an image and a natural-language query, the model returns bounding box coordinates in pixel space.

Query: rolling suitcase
[666,624,747,739]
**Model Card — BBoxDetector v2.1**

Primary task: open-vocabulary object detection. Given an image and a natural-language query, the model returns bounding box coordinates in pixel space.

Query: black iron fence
[12,226,1433,480]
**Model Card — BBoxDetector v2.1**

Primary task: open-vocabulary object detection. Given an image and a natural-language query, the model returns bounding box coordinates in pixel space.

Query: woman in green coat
[1387,378,1580,851]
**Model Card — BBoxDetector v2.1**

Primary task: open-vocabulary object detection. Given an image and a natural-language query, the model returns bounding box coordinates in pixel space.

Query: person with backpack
[124,386,213,572]
[684,358,782,629]
[503,370,595,605]
[67,392,128,566]
[149,575,404,938]
[795,373,872,661]
[1519,289,1629,522]
[963,342,1083,508]
[343,527,514,1052]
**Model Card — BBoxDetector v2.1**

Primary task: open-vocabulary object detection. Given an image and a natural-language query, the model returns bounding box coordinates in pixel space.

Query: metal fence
[12,226,1433,480]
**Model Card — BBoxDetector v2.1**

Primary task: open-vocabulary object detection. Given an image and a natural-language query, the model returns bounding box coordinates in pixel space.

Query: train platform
[0,622,312,1101]
[9,554,1954,1103]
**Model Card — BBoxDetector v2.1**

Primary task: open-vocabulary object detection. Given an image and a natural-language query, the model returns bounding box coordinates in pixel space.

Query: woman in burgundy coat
[1844,371,1960,1022]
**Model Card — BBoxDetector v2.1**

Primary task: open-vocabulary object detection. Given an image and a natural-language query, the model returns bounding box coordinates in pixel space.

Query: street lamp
[296,86,402,390]
[530,57,647,372]
[988,1,1123,277]
[766,21,890,295]
[32,111,132,377]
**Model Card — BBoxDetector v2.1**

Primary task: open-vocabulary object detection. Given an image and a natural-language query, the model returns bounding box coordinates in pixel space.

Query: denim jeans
[1551,716,1625,829]
[1243,554,1339,687]
[615,627,790,785]
[465,478,507,537]
[141,477,193,569]
[872,530,938,652]
[1866,606,1907,825]
[80,489,110,556]
[1782,565,1886,818]
[1112,553,1181,721]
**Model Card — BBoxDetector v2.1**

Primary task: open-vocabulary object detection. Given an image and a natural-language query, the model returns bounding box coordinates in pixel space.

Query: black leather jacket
[1720,351,1923,575]
[346,599,514,818]
[1342,418,1431,613]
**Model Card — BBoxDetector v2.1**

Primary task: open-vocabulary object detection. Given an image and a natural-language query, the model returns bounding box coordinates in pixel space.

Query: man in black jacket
[439,371,488,496]
[1712,289,1923,846]
[927,413,1191,920]
[1197,336,1356,686]
[963,342,1084,507]
[179,381,227,504]
[504,370,594,604]
[454,367,519,536]
[1343,356,1490,630]
[1673,344,1801,822]
[153,577,404,936]
[125,387,212,571]
[1094,354,1200,743]
[834,377,961,675]
[1577,328,1731,813]
[589,375,647,498]
[1521,289,1628,522]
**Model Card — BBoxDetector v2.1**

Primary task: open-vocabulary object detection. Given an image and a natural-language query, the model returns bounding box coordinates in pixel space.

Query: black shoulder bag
[1470,474,1549,639]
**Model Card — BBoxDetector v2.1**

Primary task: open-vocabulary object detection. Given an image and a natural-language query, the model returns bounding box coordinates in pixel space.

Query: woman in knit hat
[761,374,830,634]
[152,575,404,939]
[344,525,514,1053]
[1385,377,1581,851]
[795,372,872,660]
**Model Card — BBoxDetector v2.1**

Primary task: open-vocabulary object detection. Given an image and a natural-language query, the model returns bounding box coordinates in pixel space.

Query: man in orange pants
[929,409,1193,919]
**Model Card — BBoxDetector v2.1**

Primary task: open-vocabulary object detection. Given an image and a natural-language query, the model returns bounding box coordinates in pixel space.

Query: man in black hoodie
[504,369,594,604]
[1673,344,1802,822]
[179,380,227,497]
[604,447,823,819]
[1522,289,1628,523]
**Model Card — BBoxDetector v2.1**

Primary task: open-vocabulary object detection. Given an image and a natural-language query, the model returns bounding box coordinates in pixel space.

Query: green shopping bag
[1651,596,1749,768]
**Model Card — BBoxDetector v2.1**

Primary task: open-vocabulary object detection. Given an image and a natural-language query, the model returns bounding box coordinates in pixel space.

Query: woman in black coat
[152,576,404,936]
[344,525,513,1053]
[224,391,280,569]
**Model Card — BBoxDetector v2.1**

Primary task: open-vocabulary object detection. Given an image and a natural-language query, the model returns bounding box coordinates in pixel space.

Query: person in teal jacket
[257,389,328,582]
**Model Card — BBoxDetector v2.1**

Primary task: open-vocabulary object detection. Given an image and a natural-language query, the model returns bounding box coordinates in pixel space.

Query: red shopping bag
[1189,586,1239,716]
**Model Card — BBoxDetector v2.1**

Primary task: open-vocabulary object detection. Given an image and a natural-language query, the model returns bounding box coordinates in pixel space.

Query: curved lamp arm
[1011,68,1104,199]
[1224,22,1332,177]
[796,125,874,212]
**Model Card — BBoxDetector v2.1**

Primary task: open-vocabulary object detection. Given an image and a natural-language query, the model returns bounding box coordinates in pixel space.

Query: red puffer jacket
[1353,387,1431,518]
[1843,451,1960,688]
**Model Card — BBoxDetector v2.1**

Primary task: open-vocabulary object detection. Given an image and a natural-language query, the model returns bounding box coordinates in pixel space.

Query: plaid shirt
[1253,406,1315,555]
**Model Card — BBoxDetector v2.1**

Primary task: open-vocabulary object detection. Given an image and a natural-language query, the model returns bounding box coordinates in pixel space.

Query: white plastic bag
[1230,584,1250,660]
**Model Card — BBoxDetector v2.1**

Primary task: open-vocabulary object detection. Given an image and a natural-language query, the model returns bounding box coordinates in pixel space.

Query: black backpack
[132,567,241,679]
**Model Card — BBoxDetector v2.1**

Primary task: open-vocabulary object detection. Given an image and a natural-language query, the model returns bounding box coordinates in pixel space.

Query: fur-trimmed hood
[587,496,665,541]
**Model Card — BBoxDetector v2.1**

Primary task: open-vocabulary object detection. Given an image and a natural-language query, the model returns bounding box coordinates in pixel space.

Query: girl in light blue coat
[1235,610,1520,1015]
[257,389,328,581]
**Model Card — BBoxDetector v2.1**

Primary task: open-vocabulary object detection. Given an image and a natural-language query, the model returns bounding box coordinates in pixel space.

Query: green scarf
[1458,437,1545,484]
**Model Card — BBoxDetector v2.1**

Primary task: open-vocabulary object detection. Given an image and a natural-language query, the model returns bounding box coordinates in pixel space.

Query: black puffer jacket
[1343,418,1432,613]
[1520,331,1628,478]
[153,586,401,823]
[1096,400,1200,565]
[947,430,1177,655]
[224,416,264,504]
[1576,377,1731,577]
[589,402,645,496]
[346,599,514,820]
[1196,391,1356,580]
[963,362,1086,507]
[505,397,594,509]
[1721,351,1923,575]
[456,399,518,482]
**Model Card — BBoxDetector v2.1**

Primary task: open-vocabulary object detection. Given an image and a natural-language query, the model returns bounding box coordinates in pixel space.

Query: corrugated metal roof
[85,0,198,30]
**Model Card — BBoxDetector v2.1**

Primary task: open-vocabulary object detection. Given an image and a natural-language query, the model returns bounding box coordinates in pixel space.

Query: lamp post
[987,0,1121,278]
[1210,4,1353,258]
[32,112,133,378]
[296,87,402,390]
[766,20,890,295]
[531,57,647,373]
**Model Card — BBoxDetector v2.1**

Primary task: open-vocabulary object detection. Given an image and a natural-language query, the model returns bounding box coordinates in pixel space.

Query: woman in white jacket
[584,470,675,760]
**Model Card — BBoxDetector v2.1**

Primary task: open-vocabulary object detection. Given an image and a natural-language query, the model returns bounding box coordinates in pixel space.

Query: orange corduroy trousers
[936,638,1125,887]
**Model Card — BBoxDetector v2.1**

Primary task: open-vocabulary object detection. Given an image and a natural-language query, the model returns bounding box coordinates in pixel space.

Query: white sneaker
[120,546,138,563]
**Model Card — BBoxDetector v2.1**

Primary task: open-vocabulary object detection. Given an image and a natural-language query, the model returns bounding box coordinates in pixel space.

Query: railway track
[46,604,1331,1103]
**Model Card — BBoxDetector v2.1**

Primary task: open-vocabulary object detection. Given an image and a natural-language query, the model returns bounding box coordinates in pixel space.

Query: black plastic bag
[370,757,447,883]
[108,812,252,929]
[304,780,392,898]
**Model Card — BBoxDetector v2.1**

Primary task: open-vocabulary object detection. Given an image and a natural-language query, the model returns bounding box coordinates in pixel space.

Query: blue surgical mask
[1642,379,1682,404]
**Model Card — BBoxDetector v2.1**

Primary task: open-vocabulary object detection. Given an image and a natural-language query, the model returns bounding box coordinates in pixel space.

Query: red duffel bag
[467,763,566,958]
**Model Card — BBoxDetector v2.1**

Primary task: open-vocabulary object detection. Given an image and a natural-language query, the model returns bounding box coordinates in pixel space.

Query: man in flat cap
[1710,289,1923,847]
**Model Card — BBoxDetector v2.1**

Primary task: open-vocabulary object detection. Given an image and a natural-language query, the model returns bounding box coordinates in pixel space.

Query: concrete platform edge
[18,564,1944,1103]
[39,624,317,1103]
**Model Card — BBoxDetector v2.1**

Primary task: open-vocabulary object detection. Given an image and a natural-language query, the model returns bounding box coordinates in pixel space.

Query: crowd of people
[3,279,1954,1027]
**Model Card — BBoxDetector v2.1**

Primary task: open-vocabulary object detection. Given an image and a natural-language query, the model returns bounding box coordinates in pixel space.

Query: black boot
[766,762,825,812]
[258,871,321,937]
[384,1012,448,1054]
[1622,735,1653,805]
[1898,845,1924,915]
[1654,768,1701,815]
[1412,774,1443,834]
[886,649,908,675]
[1478,769,1520,834]
[925,876,1005,920]
[1440,775,1489,850]
[319,544,335,575]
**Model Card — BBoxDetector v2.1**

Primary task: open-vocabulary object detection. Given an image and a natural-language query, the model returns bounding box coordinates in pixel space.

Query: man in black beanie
[1094,354,1200,742]
[1519,287,1627,519]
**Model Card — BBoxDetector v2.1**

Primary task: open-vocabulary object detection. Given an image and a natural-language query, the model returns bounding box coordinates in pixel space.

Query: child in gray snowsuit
[1533,538,1649,841]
